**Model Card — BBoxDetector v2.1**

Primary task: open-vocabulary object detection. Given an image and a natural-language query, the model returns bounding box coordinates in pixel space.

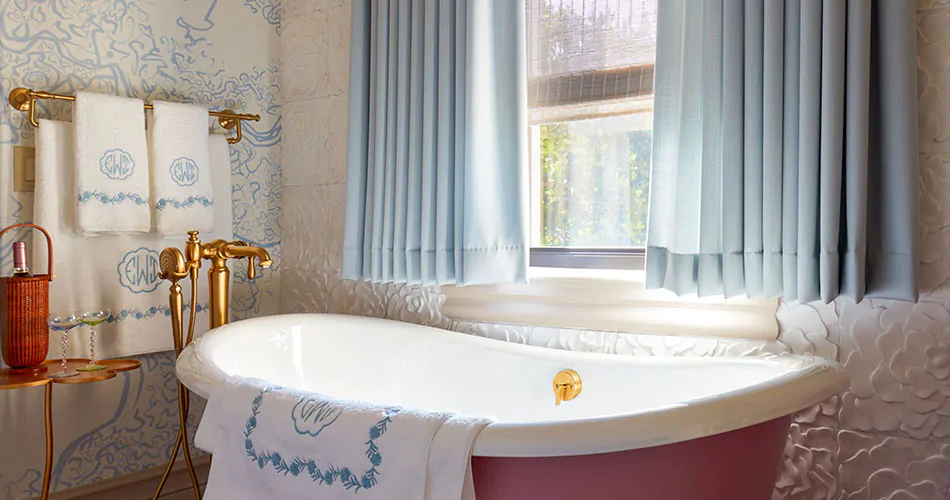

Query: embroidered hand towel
[148,101,213,236]
[196,377,460,500]
[35,119,234,357]
[74,91,151,235]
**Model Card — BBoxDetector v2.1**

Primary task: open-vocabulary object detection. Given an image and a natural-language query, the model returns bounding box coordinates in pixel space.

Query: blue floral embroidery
[106,303,209,323]
[79,191,149,206]
[155,196,213,210]
[244,388,399,492]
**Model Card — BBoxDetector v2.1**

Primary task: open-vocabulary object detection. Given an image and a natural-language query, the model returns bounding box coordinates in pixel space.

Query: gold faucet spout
[174,232,273,329]
[222,242,273,268]
[220,241,272,280]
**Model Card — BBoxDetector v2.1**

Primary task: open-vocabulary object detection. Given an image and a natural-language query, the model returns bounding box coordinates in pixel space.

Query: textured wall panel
[281,8,328,103]
[838,430,950,499]
[773,425,838,500]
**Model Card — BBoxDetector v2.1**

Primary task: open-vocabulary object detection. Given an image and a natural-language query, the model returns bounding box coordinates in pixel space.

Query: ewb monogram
[99,148,135,180]
[169,157,199,187]
[117,248,161,294]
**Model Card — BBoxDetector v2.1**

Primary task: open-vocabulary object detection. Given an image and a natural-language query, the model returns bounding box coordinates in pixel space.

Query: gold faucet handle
[246,256,258,280]
[553,369,582,407]
[184,231,202,266]
[555,384,567,406]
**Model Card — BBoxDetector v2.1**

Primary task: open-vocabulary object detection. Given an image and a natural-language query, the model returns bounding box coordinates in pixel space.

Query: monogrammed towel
[74,91,151,235]
[196,377,492,500]
[34,119,234,357]
[148,101,213,236]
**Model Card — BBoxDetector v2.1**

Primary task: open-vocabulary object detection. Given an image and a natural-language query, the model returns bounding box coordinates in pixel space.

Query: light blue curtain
[646,0,919,303]
[343,0,529,286]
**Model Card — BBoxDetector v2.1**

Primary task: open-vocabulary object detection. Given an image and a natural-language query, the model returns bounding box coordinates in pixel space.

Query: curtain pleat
[343,0,528,286]
[762,1,784,298]
[781,0,801,301]
[420,0,438,285]
[841,0,870,301]
[818,0,845,303]
[797,0,821,302]
[867,0,919,301]
[368,0,388,282]
[381,0,399,282]
[392,0,411,284]
[698,0,724,297]
[404,0,424,284]
[434,0,455,284]
[721,0,744,297]
[743,0,764,297]
[647,0,918,303]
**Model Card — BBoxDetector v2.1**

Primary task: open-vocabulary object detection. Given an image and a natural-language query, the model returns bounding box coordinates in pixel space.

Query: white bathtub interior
[200,315,797,424]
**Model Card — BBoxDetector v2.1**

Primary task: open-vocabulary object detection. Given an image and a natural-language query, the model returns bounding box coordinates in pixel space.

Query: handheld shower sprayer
[159,248,187,282]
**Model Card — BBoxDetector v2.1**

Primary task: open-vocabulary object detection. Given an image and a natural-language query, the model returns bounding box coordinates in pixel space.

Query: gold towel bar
[8,87,261,145]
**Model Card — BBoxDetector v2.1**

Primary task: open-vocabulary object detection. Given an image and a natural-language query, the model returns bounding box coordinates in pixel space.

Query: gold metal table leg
[41,383,52,500]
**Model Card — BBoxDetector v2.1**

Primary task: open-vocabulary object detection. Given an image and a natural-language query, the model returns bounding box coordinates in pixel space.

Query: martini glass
[77,309,111,372]
[47,313,81,379]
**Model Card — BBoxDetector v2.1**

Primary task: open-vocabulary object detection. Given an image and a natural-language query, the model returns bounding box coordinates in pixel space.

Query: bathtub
[176,313,847,500]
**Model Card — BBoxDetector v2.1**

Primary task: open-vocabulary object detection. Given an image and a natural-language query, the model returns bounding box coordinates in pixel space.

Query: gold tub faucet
[152,230,272,500]
[184,230,273,329]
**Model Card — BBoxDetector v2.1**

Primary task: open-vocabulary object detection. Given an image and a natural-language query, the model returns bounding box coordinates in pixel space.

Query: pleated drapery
[343,0,529,286]
[646,0,919,303]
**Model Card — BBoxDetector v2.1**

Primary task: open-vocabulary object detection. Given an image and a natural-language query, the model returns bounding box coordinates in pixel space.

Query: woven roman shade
[526,0,657,124]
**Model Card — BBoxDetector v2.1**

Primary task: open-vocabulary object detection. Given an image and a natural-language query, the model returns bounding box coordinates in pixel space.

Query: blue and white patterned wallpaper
[0,1,281,497]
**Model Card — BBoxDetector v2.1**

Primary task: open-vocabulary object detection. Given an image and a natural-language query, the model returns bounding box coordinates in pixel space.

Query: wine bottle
[12,241,31,278]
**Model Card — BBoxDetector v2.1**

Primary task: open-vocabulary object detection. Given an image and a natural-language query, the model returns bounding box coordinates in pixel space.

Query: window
[527,0,657,270]
[441,0,778,341]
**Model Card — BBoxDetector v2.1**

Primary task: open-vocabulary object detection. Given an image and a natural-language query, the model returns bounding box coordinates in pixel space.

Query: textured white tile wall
[280,2,950,498]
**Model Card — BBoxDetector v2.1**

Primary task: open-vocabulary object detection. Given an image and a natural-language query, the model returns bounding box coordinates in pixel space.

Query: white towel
[73,92,151,235]
[34,119,234,357]
[148,101,214,236]
[196,377,493,500]
[208,135,233,236]
[426,415,492,500]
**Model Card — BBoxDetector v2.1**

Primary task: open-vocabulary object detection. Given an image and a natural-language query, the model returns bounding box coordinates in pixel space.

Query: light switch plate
[14,146,35,192]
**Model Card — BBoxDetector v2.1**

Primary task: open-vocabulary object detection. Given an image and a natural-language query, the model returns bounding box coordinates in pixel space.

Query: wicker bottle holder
[0,223,54,370]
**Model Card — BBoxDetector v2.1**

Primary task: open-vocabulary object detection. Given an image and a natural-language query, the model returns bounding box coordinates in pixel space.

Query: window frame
[530,247,645,270]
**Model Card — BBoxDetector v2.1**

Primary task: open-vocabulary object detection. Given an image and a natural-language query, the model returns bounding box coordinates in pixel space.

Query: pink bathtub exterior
[472,416,791,500]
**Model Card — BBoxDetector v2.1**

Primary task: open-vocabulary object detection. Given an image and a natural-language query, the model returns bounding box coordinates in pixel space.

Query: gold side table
[0,358,141,500]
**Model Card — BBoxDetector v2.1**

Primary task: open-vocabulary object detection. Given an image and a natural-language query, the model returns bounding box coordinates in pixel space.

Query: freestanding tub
[176,314,847,500]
